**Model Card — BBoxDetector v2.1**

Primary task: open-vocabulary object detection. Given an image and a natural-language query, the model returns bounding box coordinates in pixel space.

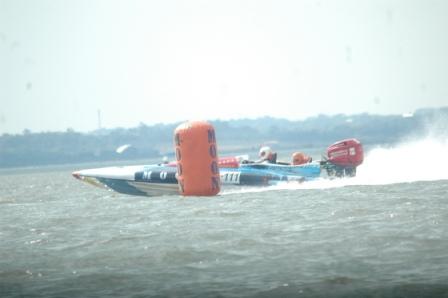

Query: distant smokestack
[97,109,102,130]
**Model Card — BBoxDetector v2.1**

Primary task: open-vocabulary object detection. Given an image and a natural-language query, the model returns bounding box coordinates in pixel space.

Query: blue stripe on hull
[74,162,323,197]
[97,178,148,196]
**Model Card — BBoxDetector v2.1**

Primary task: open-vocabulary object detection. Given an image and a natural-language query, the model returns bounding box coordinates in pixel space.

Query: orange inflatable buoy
[292,152,311,165]
[174,121,221,196]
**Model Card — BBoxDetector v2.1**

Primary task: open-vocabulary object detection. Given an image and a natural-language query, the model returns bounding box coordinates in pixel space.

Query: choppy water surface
[1,139,448,297]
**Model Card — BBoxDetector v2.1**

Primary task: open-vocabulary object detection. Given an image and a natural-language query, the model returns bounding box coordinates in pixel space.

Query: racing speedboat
[72,138,364,197]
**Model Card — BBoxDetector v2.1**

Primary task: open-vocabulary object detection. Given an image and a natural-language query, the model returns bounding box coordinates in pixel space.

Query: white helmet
[259,146,272,159]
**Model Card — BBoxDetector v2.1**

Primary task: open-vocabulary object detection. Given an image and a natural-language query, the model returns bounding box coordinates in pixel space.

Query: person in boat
[256,146,277,164]
[291,151,312,165]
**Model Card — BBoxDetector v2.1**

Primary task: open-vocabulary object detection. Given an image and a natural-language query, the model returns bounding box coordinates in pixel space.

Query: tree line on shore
[1,107,446,168]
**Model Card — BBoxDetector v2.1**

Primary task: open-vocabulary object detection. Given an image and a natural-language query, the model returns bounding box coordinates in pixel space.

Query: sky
[1,0,447,134]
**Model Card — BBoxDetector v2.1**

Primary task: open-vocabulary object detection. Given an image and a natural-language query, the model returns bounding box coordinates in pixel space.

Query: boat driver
[257,146,277,164]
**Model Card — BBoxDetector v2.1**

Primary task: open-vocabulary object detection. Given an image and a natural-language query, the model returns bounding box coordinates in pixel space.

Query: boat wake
[353,137,448,185]
[221,136,448,195]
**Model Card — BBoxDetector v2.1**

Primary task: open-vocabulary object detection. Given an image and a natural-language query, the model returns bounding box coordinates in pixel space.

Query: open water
[1,138,448,298]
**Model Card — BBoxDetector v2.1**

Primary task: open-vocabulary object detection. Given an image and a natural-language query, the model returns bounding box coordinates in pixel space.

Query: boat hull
[72,162,322,197]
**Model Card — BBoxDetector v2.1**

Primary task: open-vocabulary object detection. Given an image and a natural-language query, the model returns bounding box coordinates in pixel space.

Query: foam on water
[222,136,448,195]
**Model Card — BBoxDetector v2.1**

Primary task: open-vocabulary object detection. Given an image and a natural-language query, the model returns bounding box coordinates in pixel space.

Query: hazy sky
[1,0,447,134]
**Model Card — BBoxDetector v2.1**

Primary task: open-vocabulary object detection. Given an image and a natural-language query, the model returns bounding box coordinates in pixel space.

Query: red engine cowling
[327,139,364,167]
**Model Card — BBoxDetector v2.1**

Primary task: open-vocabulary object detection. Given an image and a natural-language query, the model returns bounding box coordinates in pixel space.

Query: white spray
[222,136,448,195]
[355,137,448,185]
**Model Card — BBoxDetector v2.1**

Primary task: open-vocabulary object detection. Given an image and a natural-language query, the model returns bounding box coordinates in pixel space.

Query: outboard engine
[322,139,364,177]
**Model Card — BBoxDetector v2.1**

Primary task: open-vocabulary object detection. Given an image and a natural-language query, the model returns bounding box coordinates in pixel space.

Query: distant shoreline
[1,108,447,168]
